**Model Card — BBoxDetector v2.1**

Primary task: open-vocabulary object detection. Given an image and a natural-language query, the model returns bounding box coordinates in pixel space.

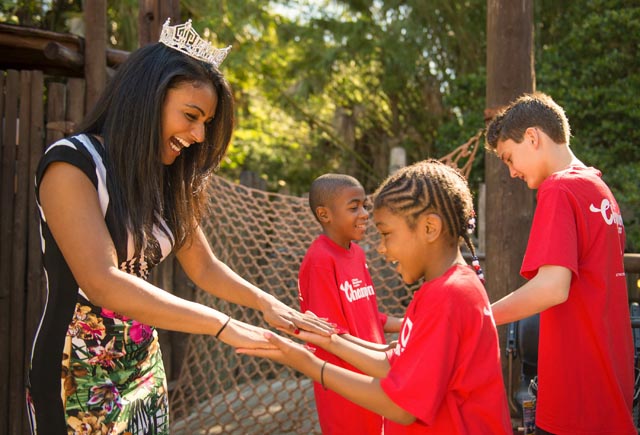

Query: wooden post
[25,72,45,405]
[66,78,86,130]
[389,146,406,175]
[45,83,66,146]
[8,70,33,435]
[138,0,180,47]
[485,0,536,409]
[84,0,107,111]
[0,70,14,433]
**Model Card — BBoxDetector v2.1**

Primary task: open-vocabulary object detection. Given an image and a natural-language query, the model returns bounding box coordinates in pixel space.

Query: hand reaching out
[260,298,337,337]
[238,327,392,389]
[236,330,318,373]
[216,318,278,350]
[276,322,334,351]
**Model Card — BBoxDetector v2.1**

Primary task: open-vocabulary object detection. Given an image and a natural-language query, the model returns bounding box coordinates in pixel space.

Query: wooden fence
[0,68,185,434]
[1,69,46,434]
[0,70,81,433]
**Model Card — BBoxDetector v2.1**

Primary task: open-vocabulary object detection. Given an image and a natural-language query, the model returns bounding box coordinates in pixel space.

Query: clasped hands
[218,302,338,351]
[236,311,396,370]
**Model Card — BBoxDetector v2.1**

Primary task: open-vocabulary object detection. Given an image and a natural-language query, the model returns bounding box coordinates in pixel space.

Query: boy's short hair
[309,174,363,223]
[485,92,571,151]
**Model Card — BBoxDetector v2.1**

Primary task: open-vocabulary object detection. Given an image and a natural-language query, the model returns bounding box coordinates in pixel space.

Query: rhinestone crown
[159,19,231,68]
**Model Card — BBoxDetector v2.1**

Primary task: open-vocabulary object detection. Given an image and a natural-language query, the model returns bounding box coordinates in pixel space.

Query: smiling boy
[485,92,634,434]
[299,173,402,435]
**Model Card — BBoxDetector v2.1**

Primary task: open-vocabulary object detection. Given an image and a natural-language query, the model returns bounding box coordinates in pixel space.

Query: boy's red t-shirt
[521,166,635,434]
[380,265,511,434]
[299,234,387,434]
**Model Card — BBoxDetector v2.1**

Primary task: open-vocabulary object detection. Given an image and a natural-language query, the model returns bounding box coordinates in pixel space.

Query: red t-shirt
[521,166,635,434]
[380,265,511,434]
[299,234,387,434]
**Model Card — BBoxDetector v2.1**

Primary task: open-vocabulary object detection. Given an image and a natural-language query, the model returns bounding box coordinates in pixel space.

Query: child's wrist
[326,332,340,352]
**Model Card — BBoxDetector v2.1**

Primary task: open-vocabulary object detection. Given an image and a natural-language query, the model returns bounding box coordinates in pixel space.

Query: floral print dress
[27,134,173,435]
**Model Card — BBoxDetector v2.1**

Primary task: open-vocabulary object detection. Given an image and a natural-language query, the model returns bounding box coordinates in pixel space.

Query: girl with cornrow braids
[239,159,512,434]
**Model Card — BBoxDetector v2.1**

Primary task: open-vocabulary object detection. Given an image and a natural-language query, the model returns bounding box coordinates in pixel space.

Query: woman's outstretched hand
[236,330,316,371]
[259,297,337,337]
[216,318,278,350]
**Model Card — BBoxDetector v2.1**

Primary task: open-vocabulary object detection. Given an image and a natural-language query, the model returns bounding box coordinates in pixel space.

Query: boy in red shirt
[485,92,635,434]
[299,173,402,434]
[240,161,512,434]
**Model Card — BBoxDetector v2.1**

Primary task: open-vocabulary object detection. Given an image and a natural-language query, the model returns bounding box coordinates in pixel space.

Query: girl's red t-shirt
[381,265,512,434]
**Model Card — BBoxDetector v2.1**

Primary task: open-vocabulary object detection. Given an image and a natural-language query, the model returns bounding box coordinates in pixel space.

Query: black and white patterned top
[27,134,175,432]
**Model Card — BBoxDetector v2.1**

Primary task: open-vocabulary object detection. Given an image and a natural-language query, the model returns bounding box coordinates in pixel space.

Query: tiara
[159,18,231,68]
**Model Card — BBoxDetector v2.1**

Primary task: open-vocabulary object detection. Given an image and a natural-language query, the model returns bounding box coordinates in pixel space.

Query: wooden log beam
[42,42,127,69]
[43,42,119,78]
[0,23,129,76]
[0,22,81,52]
[625,253,640,274]
[44,41,83,69]
[106,48,130,66]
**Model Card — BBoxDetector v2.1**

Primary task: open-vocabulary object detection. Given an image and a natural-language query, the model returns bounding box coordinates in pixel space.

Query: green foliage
[207,0,488,193]
[536,1,640,251]
[0,0,47,26]
[434,68,487,191]
[0,0,82,32]
[106,0,139,50]
[5,1,637,248]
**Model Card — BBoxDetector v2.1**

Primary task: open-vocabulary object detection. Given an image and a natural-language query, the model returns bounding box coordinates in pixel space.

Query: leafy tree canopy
[535,0,640,250]
[2,0,638,249]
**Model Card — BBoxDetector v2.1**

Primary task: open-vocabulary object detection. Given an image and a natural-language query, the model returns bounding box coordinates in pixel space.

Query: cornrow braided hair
[372,159,485,283]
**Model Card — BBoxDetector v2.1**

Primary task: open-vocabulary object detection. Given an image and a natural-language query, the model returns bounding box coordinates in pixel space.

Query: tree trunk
[138,0,180,47]
[84,0,107,111]
[485,0,537,417]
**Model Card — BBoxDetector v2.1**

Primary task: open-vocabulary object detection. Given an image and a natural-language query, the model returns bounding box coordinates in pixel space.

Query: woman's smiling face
[160,81,217,165]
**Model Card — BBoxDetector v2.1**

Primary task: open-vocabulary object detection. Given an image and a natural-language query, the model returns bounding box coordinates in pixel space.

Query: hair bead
[471,255,485,284]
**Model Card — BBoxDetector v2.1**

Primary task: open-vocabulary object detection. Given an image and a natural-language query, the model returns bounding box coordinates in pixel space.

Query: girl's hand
[260,298,337,336]
[277,326,334,352]
[236,331,317,372]
[216,318,278,350]
[240,331,415,425]
[340,334,398,352]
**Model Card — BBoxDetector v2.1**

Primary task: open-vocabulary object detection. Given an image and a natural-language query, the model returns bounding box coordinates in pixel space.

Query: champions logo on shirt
[340,278,375,303]
[393,317,413,356]
[589,198,623,234]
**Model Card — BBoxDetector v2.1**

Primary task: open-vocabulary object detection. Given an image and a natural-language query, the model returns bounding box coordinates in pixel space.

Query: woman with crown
[26,19,334,434]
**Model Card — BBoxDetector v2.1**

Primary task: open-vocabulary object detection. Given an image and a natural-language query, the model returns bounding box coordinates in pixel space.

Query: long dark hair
[78,42,234,253]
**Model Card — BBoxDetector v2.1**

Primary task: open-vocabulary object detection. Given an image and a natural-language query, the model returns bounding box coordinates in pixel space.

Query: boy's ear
[423,213,443,242]
[524,127,540,148]
[316,206,331,223]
